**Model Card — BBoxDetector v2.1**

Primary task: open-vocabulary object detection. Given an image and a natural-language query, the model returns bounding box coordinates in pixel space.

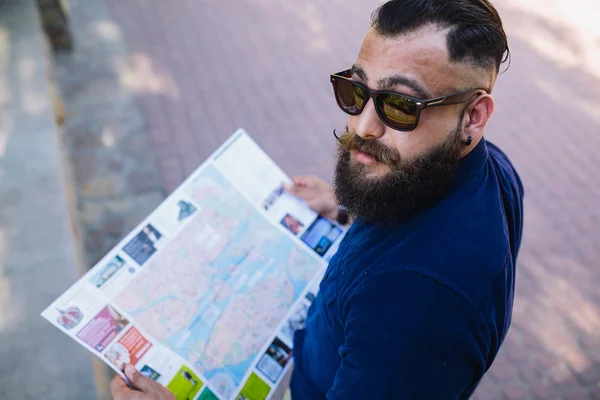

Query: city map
[114,165,320,397]
[42,130,344,400]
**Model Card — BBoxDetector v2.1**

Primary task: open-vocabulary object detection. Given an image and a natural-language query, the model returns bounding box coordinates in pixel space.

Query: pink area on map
[76,305,129,352]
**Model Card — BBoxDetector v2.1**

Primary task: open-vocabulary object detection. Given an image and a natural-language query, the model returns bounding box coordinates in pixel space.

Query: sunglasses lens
[378,94,418,130]
[332,73,420,130]
[335,78,364,115]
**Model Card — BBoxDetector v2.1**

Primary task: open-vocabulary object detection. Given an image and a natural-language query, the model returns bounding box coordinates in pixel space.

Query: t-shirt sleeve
[326,270,490,400]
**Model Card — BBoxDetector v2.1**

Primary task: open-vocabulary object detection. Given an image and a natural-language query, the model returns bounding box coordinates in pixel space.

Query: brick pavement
[72,0,600,398]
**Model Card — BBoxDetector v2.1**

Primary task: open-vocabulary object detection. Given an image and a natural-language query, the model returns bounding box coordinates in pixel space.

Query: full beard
[333,126,464,227]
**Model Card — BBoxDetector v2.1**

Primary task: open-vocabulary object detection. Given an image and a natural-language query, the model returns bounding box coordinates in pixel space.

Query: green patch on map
[166,365,203,400]
[236,372,271,400]
[198,388,219,400]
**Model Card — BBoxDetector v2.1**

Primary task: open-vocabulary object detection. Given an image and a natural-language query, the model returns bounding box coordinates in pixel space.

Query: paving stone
[106,155,125,173]
[504,384,531,400]
[123,191,165,231]
[85,228,106,255]
[564,390,592,400]
[71,151,102,184]
[573,366,600,387]
[551,365,582,393]
[532,383,558,400]
[473,381,505,400]
[80,175,121,198]
[101,215,126,237]
[69,120,104,149]
[490,357,518,383]
[104,198,133,214]
[127,169,161,195]
[78,200,107,225]
[521,363,546,383]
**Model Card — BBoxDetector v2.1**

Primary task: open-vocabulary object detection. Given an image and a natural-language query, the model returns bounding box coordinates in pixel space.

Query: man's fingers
[282,183,301,196]
[284,185,312,201]
[124,364,155,393]
[110,374,134,400]
[284,176,318,199]
[290,176,315,188]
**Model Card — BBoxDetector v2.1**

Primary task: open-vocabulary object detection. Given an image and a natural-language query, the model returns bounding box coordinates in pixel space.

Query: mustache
[333,128,401,166]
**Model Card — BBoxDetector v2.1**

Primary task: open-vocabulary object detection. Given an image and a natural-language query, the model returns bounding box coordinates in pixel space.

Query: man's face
[334,25,477,225]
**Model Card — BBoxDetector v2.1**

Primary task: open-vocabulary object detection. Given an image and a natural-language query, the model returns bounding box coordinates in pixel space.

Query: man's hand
[284,175,339,221]
[111,365,175,400]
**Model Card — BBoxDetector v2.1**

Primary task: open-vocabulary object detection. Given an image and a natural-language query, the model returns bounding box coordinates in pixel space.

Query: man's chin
[350,159,391,179]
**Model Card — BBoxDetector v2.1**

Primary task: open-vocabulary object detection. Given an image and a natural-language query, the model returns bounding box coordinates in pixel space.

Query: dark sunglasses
[330,69,487,131]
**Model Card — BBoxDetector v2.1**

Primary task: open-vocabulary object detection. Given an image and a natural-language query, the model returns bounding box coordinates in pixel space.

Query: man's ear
[462,94,495,141]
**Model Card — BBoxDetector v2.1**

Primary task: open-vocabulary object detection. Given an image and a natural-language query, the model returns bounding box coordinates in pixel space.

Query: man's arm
[327,270,490,400]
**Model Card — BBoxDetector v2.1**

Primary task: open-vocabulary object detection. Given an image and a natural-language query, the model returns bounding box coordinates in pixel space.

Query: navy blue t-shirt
[291,139,524,399]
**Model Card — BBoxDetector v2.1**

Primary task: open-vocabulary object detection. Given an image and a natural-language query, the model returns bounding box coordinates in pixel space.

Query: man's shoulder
[373,191,514,306]
[340,225,510,311]
[374,239,511,309]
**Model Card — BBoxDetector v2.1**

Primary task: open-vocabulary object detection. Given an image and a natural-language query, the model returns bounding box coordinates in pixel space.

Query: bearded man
[286,1,523,398]
[111,1,523,399]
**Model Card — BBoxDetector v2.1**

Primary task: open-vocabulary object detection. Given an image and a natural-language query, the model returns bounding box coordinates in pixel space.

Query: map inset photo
[123,224,164,266]
[280,213,303,235]
[90,255,126,289]
[301,217,342,256]
[256,337,292,383]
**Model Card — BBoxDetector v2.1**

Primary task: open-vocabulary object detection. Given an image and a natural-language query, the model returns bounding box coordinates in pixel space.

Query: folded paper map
[42,129,346,400]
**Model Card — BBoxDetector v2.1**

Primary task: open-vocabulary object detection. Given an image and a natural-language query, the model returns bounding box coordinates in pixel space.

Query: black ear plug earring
[465,136,473,146]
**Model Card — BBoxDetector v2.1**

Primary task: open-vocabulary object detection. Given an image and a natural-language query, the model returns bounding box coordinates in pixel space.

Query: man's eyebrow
[350,64,367,81]
[379,75,431,99]
[350,64,431,99]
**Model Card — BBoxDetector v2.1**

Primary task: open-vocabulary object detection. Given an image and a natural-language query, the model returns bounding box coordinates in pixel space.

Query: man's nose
[353,98,385,139]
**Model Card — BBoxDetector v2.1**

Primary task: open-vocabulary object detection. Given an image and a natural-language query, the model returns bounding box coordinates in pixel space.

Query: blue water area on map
[203,212,307,302]
[209,217,254,278]
[202,356,254,387]
[168,300,210,350]
[127,294,179,317]
[261,237,307,300]
[213,297,231,310]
